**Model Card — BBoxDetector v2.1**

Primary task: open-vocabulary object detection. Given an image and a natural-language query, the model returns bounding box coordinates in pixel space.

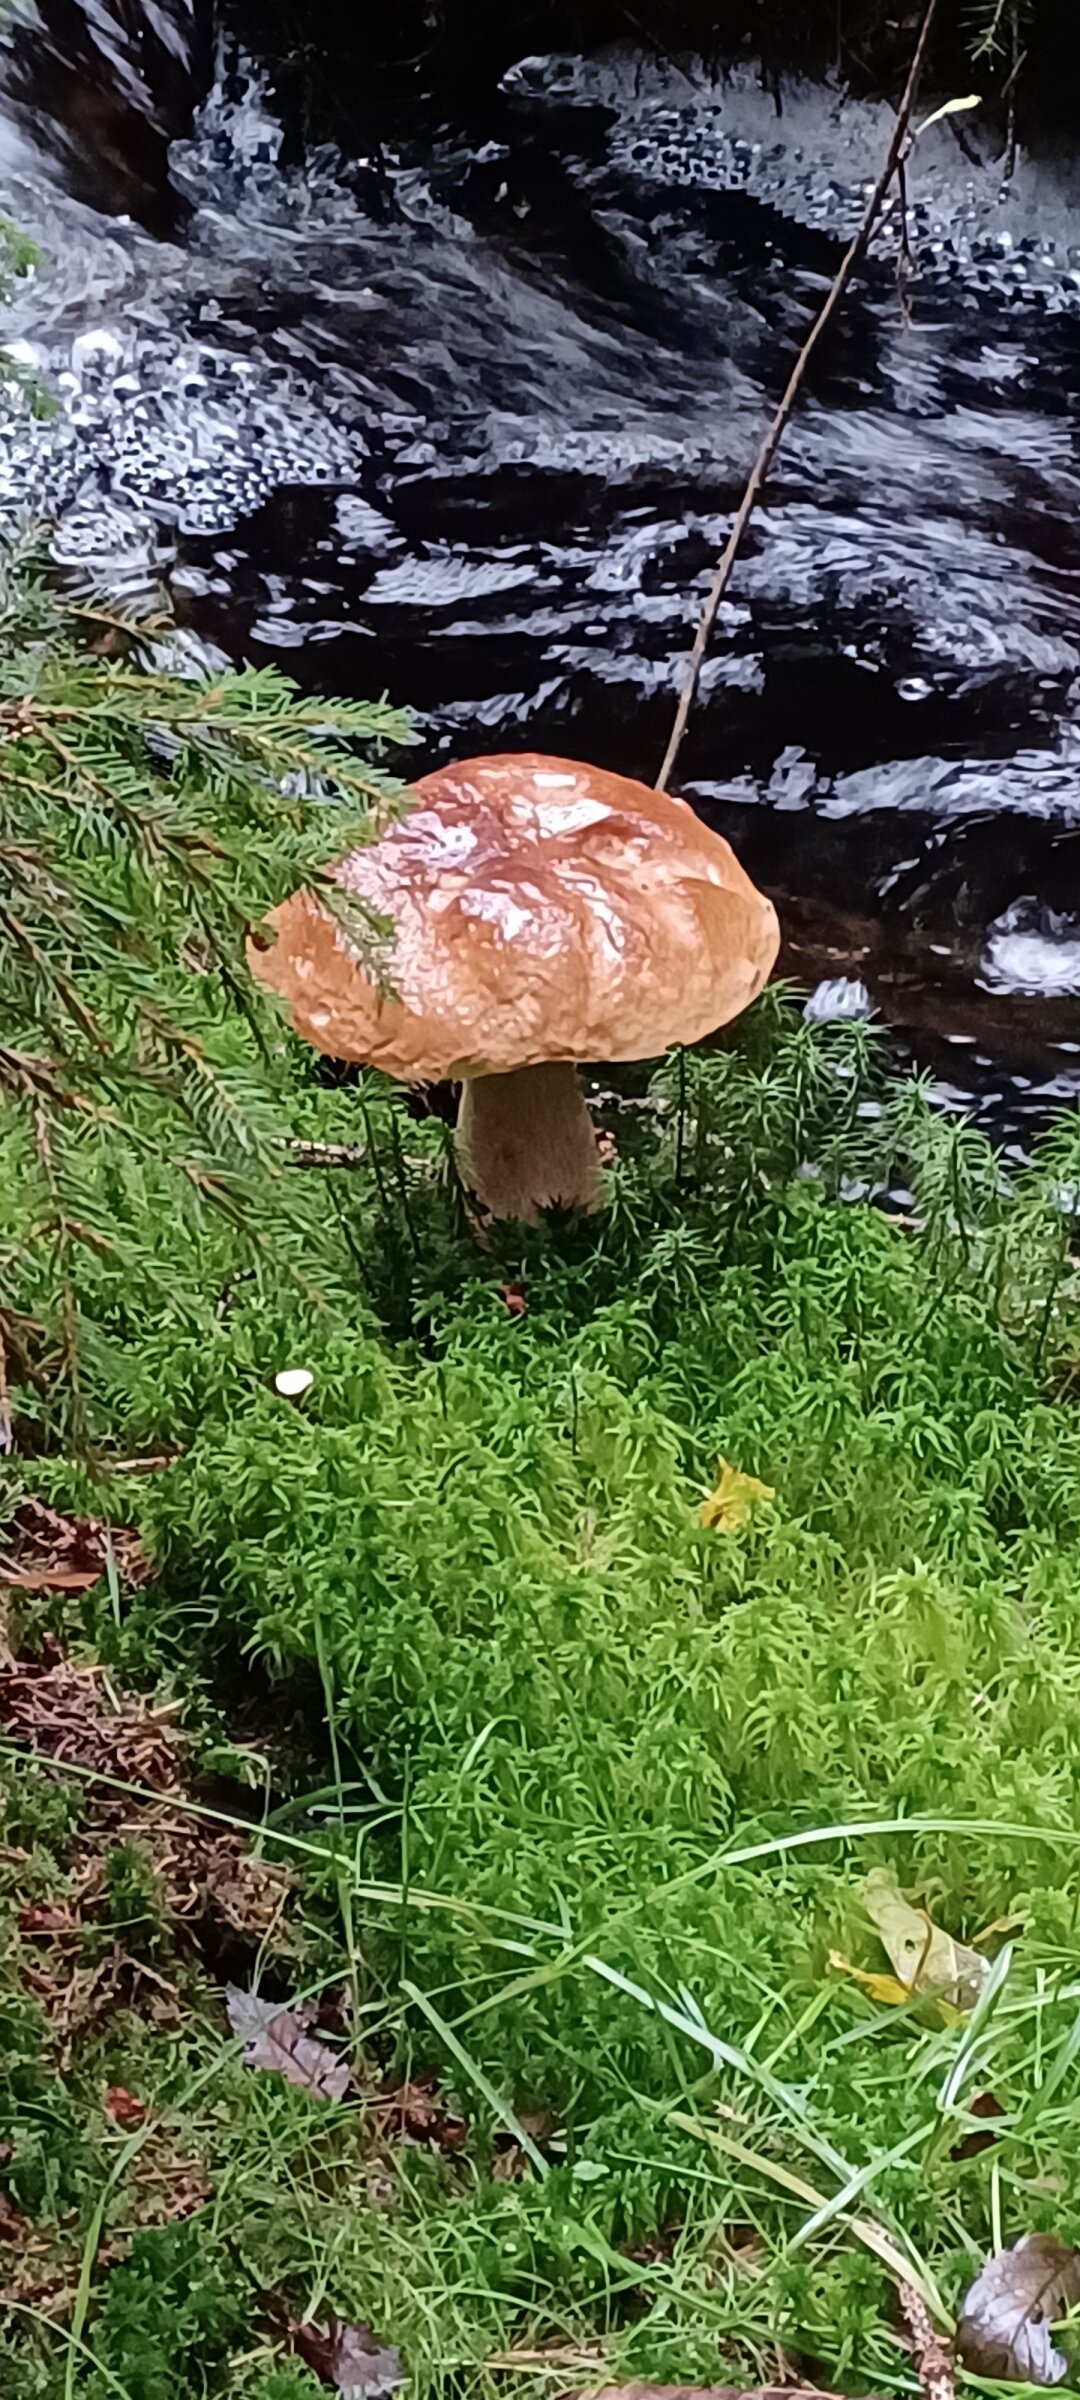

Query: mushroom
[248,752,779,1222]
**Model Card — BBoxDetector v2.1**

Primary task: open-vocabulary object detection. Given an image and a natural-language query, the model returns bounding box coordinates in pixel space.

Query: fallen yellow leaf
[828,1949,915,2008]
[699,1459,774,1531]
[862,1867,989,2011]
[827,1948,963,2028]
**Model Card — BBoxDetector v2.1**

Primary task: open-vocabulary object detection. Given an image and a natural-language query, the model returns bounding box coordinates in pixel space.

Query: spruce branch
[0,560,413,1438]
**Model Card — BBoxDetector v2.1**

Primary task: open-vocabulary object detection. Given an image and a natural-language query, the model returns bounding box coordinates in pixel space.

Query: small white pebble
[274,1367,314,1398]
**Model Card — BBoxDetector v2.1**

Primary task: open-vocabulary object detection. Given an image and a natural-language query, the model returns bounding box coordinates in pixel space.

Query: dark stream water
[4,3,1080,1147]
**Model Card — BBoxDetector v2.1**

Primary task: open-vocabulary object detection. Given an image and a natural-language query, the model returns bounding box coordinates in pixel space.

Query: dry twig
[656,0,939,791]
[291,1138,372,1169]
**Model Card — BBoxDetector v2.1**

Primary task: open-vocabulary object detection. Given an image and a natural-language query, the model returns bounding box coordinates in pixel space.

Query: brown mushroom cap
[249,753,779,1080]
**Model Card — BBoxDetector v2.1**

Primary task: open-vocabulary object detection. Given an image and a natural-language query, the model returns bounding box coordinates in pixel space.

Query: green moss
[85,2220,246,2399]
[7,996,1080,2393]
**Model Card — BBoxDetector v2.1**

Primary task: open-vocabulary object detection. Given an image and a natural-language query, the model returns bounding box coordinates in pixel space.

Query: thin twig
[655,0,939,792]
[289,1136,443,1175]
[102,1455,179,1476]
[1003,0,1020,182]
[899,2281,957,2400]
[896,155,915,328]
[31,1101,81,1429]
[999,38,1027,102]
[290,1139,371,1169]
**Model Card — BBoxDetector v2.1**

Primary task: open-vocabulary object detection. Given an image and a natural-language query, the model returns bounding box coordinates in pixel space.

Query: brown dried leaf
[0,1500,150,1593]
[376,2077,467,2151]
[226,1986,351,2102]
[957,2234,1080,2384]
[292,2315,402,2395]
[19,1901,77,1937]
[951,2091,1006,2161]
[105,2086,148,2129]
[516,2106,556,2144]
[491,2141,533,2183]
[492,2104,555,2181]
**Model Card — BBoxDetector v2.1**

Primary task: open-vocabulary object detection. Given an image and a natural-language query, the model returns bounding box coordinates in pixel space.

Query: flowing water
[4,1,1080,1145]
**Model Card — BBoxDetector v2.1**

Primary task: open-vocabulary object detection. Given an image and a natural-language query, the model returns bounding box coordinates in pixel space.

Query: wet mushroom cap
[248,752,779,1079]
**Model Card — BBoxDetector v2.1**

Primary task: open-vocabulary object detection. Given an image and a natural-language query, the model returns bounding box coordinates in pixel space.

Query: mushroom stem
[456,1063,601,1222]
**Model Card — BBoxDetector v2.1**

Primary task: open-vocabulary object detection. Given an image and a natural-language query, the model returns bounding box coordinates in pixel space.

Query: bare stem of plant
[655,0,939,793]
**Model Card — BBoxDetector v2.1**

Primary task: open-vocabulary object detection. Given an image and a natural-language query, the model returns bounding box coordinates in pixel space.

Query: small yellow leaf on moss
[699,1459,774,1531]
[827,1948,964,2028]
[827,1949,915,2009]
